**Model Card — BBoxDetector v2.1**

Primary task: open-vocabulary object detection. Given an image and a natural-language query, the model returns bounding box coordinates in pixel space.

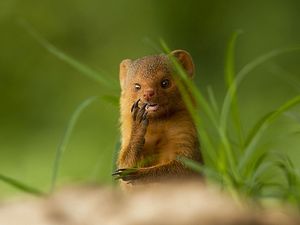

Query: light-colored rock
[0,182,298,225]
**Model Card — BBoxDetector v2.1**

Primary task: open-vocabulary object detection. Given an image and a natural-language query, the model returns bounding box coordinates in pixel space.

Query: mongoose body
[113,50,203,189]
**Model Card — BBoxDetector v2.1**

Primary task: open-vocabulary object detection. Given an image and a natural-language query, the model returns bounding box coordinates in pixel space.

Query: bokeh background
[0,0,300,197]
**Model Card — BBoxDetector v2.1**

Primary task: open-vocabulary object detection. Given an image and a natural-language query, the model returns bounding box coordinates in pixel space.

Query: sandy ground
[0,182,299,225]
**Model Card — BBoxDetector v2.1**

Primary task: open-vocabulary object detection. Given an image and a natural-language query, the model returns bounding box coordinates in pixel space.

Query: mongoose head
[119,50,195,119]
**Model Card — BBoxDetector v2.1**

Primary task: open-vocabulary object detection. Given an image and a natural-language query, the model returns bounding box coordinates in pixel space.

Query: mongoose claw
[131,100,149,127]
[111,168,126,175]
[142,111,148,122]
[131,99,140,113]
[112,168,138,181]
[131,99,141,121]
[138,103,148,123]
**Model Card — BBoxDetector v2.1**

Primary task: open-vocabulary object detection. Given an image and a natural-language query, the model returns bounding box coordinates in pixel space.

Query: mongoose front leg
[113,160,192,183]
[117,99,148,169]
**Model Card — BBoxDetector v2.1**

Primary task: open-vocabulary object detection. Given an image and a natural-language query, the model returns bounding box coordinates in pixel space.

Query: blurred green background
[0,0,300,197]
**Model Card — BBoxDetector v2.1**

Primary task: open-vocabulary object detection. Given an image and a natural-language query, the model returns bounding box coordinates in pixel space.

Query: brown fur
[116,50,203,189]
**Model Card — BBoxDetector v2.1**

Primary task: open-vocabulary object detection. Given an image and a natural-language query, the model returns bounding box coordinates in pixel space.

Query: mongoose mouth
[146,103,159,112]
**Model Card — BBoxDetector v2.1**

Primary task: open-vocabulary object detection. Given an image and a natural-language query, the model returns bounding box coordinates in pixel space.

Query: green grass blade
[251,161,274,183]
[207,86,219,116]
[243,112,273,149]
[0,174,45,196]
[18,19,118,90]
[142,37,163,53]
[179,157,222,182]
[272,155,300,204]
[224,30,244,146]
[243,154,279,196]
[112,139,121,172]
[220,46,300,138]
[244,151,269,179]
[179,157,203,173]
[274,154,297,188]
[239,95,300,172]
[160,39,218,127]
[159,40,219,165]
[160,40,238,178]
[173,73,218,165]
[224,30,243,87]
[50,96,99,192]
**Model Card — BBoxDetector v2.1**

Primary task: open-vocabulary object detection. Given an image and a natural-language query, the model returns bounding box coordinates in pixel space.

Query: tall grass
[161,34,300,207]
[0,174,44,196]
[50,96,99,192]
[0,22,119,195]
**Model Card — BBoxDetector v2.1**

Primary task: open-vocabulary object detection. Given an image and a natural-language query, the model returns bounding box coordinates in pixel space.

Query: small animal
[113,50,203,189]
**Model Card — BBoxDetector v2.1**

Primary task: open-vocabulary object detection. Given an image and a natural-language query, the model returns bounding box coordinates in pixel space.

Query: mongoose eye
[134,83,141,90]
[161,79,170,88]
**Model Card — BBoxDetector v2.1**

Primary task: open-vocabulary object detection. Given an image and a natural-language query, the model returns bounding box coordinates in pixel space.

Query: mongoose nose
[143,89,155,101]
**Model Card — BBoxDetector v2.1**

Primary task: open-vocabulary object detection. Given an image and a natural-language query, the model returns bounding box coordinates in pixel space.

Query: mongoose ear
[170,50,195,78]
[119,59,132,89]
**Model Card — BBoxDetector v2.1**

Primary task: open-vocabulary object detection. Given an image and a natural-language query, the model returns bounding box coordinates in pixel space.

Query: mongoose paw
[131,99,148,126]
[131,99,140,113]
[112,168,139,181]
